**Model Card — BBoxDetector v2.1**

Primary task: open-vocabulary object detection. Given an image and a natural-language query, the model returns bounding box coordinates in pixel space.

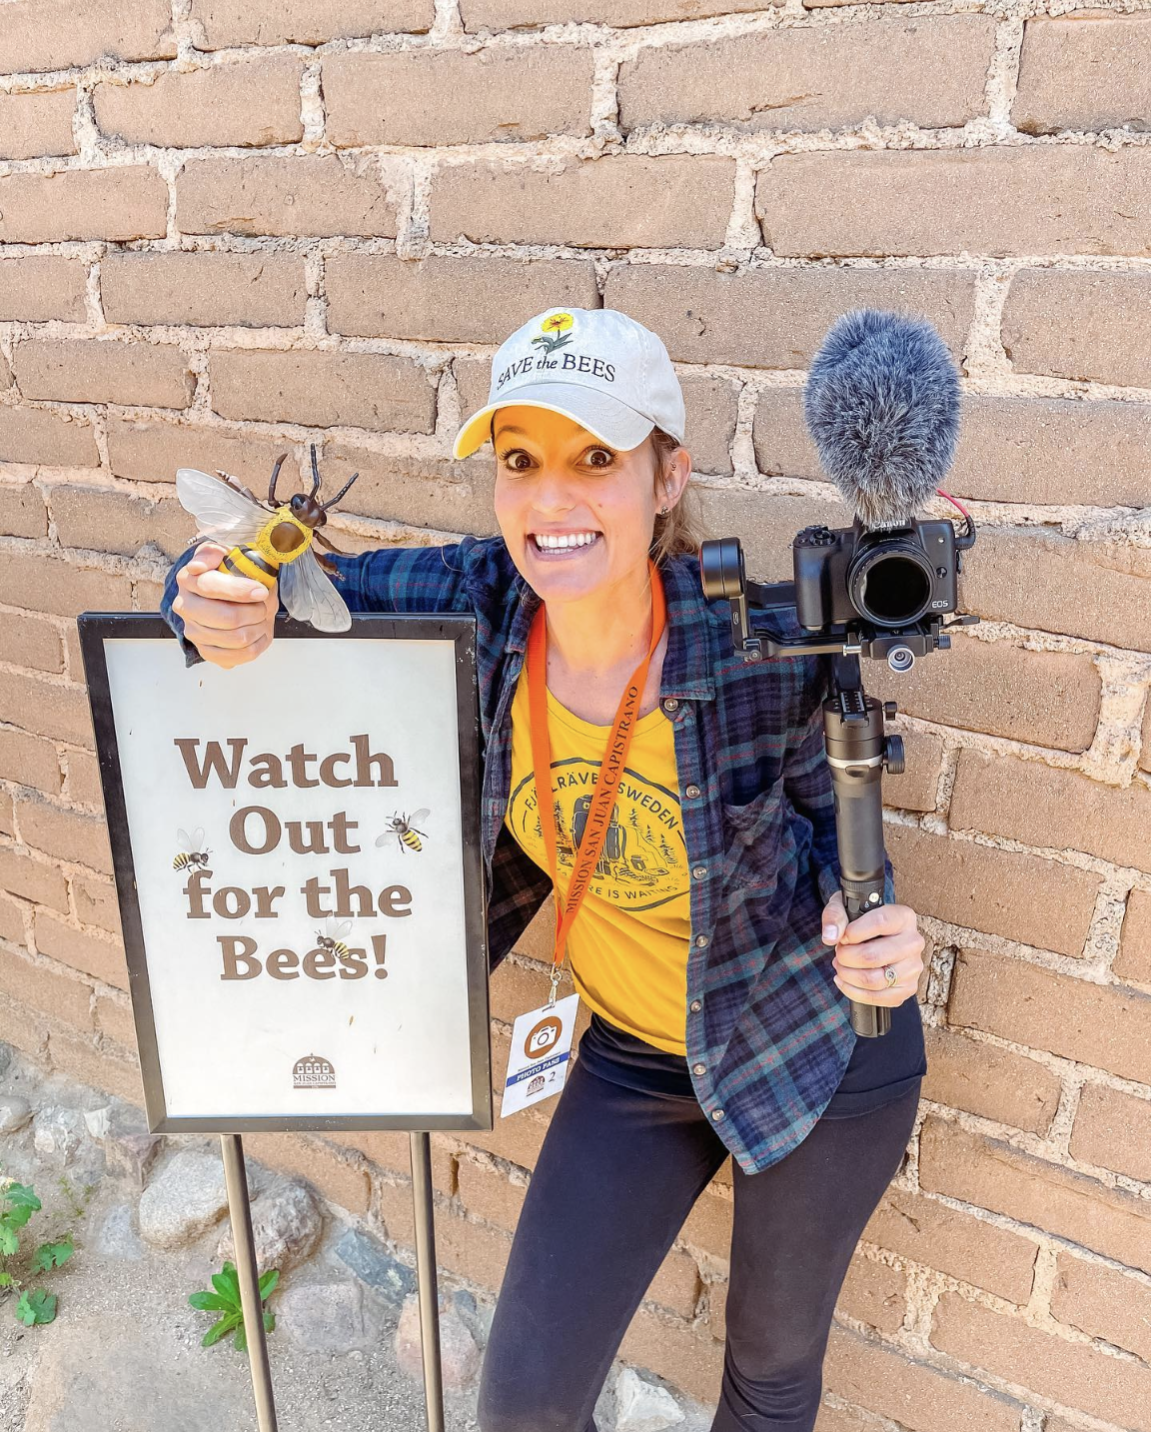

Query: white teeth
[533,532,599,550]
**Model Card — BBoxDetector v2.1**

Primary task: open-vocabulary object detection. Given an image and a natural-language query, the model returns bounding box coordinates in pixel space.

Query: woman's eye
[586,449,614,467]
[498,450,530,470]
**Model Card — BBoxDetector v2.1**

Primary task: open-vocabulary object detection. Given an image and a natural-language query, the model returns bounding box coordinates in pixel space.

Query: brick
[488,957,556,1026]
[454,1092,549,1172]
[94,55,304,148]
[1003,270,1151,389]
[964,527,1151,654]
[34,911,126,990]
[886,824,1100,959]
[835,1255,906,1336]
[190,0,433,48]
[0,848,69,911]
[951,946,1151,1087]
[210,349,434,433]
[951,748,1151,872]
[322,443,497,536]
[612,264,973,371]
[64,750,103,810]
[756,147,1151,258]
[812,1404,876,1432]
[0,407,100,468]
[71,875,122,935]
[698,489,848,584]
[326,254,598,342]
[0,168,168,244]
[922,1026,1062,1137]
[1143,699,1151,775]
[331,1127,412,1179]
[461,0,780,28]
[0,550,134,620]
[0,945,91,1029]
[325,47,593,148]
[17,797,111,873]
[455,1157,525,1233]
[0,482,48,540]
[880,633,1099,753]
[13,339,194,411]
[246,1132,370,1214]
[176,156,399,239]
[105,417,312,488]
[426,1205,512,1295]
[0,671,93,747]
[0,611,63,674]
[0,351,10,389]
[0,894,24,945]
[884,731,942,814]
[1015,11,1151,136]
[1051,1252,1151,1364]
[619,1305,722,1404]
[647,1247,701,1320]
[620,17,994,135]
[50,485,194,561]
[931,1291,1151,1432]
[864,1185,1038,1303]
[919,1115,1151,1275]
[1116,888,1151,985]
[681,1186,732,1261]
[431,155,735,250]
[93,992,137,1049]
[0,90,76,160]
[49,1026,142,1104]
[0,256,88,323]
[0,0,176,74]
[102,252,307,328]
[1069,1082,1151,1184]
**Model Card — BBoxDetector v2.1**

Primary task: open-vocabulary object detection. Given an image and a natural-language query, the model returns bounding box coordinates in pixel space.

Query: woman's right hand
[172,541,279,668]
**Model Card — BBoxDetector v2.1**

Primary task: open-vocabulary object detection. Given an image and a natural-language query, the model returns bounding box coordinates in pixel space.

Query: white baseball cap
[452,306,686,460]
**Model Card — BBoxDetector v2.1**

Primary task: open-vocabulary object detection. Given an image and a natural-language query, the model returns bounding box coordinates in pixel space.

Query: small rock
[0,1095,32,1134]
[394,1295,480,1390]
[335,1226,416,1305]
[95,1204,145,1261]
[85,1105,161,1187]
[279,1281,373,1354]
[216,1177,323,1274]
[139,1150,228,1250]
[0,1044,12,1077]
[32,1107,86,1164]
[615,1368,685,1432]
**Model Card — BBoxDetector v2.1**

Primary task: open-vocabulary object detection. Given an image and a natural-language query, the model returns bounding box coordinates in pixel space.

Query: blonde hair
[649,427,707,566]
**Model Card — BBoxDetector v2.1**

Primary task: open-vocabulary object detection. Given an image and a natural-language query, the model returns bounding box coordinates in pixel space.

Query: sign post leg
[220,1133,279,1432]
[410,1131,446,1432]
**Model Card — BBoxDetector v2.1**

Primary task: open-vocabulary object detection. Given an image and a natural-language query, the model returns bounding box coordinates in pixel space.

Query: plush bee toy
[175,444,359,632]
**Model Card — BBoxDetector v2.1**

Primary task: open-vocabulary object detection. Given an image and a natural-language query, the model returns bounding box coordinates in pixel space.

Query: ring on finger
[883,964,899,988]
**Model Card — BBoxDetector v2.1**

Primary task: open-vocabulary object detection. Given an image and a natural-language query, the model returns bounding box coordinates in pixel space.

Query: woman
[160,307,927,1431]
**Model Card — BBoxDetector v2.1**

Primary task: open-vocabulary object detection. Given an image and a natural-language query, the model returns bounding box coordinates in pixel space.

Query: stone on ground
[215,1176,324,1273]
[139,1150,229,1250]
[615,1367,686,1431]
[0,1094,31,1133]
[278,1279,377,1354]
[394,1294,481,1390]
[335,1225,416,1305]
[32,1106,86,1164]
[86,1103,163,1187]
[95,1202,146,1261]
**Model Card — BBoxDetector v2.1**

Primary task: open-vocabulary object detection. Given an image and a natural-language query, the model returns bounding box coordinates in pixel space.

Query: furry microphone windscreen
[802,309,961,530]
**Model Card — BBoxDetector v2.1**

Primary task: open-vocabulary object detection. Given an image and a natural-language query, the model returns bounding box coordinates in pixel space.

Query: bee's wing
[336,920,352,937]
[374,832,389,847]
[177,827,192,849]
[410,808,431,825]
[280,547,352,632]
[192,827,205,851]
[176,468,266,542]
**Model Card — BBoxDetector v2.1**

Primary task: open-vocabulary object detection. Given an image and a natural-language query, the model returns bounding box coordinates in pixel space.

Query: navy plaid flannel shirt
[160,535,896,1175]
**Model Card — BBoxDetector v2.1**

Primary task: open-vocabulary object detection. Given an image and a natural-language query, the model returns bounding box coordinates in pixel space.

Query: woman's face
[492,405,667,606]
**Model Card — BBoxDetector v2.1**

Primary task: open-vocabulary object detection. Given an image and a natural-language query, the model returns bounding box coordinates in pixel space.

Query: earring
[659,505,670,515]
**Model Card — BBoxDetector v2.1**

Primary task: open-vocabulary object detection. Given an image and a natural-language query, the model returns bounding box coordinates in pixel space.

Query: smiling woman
[159,305,927,1432]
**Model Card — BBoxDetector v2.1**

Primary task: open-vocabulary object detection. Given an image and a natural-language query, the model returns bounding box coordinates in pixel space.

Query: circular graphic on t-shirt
[507,758,687,912]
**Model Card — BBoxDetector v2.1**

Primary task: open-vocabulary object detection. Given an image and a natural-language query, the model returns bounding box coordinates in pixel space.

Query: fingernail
[823,924,839,944]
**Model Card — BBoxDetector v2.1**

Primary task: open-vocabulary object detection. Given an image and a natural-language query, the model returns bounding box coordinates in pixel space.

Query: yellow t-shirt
[504,662,692,1054]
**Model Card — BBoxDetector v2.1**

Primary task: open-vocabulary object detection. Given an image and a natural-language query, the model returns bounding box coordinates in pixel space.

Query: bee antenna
[268,453,288,506]
[309,443,321,498]
[321,470,359,512]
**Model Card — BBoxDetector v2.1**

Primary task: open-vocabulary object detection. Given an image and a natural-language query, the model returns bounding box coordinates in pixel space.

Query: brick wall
[1,2,1150,1427]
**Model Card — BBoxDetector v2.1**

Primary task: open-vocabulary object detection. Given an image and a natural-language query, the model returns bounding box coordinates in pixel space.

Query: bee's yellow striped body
[401,830,423,853]
[218,506,314,590]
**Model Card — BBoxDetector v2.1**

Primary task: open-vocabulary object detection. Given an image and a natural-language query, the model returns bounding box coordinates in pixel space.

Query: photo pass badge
[501,993,579,1117]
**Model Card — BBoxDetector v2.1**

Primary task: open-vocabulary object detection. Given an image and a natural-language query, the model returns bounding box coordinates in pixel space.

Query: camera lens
[848,542,935,627]
[700,537,745,600]
[887,646,916,673]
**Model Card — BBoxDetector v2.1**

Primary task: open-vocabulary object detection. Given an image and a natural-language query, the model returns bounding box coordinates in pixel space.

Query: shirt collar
[504,552,718,703]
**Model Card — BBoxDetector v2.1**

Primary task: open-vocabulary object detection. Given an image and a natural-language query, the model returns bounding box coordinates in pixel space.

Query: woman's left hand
[820,893,925,1007]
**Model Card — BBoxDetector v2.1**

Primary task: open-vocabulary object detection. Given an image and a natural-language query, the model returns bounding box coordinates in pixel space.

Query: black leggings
[477,1054,921,1432]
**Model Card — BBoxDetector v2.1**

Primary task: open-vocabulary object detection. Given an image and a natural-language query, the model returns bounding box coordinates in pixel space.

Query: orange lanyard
[527,558,667,1003]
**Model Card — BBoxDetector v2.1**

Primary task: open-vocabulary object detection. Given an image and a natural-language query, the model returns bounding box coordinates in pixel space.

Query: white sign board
[79,614,492,1134]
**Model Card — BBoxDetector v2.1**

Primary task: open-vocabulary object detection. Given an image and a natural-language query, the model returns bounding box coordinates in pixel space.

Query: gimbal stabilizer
[699,518,978,1038]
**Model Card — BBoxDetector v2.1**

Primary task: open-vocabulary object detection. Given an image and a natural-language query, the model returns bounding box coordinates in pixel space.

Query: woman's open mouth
[529,531,602,559]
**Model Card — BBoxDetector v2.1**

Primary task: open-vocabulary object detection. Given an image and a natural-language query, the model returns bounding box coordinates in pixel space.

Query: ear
[659,444,693,508]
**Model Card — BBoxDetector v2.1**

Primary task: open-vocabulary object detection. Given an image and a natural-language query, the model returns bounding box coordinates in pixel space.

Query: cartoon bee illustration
[174,444,360,632]
[173,827,211,872]
[376,809,431,856]
[315,916,353,959]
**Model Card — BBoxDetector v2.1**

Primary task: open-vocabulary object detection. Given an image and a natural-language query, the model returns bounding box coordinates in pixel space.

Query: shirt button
[662,697,679,713]
[690,999,702,1013]
[711,1109,726,1123]
[692,865,708,881]
[692,1062,706,1075]
[685,783,701,799]
[694,933,709,948]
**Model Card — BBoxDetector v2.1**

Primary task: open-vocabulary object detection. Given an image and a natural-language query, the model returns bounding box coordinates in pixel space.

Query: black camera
[793,516,966,633]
